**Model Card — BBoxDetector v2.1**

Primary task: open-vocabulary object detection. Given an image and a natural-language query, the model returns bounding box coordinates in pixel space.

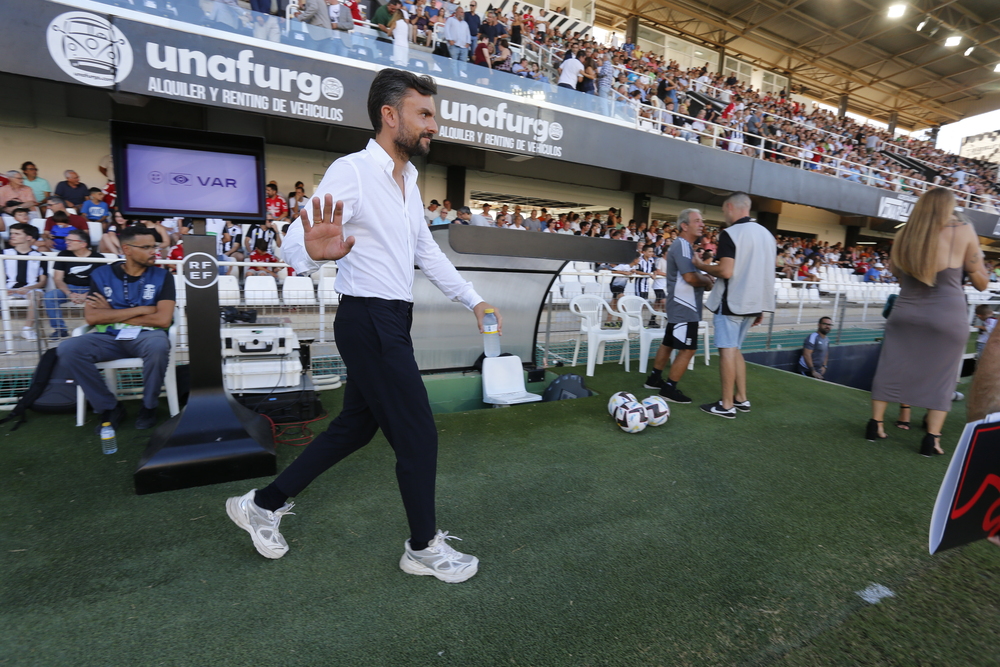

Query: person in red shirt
[247,239,293,278]
[265,183,288,222]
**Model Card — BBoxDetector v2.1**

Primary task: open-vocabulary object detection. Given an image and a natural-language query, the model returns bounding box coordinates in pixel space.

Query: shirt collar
[731,216,752,225]
[365,138,417,186]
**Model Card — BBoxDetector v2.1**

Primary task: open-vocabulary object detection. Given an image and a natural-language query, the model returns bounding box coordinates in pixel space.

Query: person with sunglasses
[56,225,175,432]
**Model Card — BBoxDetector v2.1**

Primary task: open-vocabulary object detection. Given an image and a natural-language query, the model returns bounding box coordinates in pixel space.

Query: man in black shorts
[643,208,714,402]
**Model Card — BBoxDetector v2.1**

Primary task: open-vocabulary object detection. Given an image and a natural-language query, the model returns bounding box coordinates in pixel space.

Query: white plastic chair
[282,275,316,306]
[217,274,241,306]
[482,355,542,406]
[617,295,665,374]
[72,322,181,427]
[569,294,631,377]
[244,275,280,306]
[88,221,104,246]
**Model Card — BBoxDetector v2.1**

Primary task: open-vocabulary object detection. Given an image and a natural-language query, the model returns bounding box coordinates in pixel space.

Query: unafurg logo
[439,100,563,143]
[46,12,133,86]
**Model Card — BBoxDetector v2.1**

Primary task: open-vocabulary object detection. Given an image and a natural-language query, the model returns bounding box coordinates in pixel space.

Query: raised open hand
[302,194,356,262]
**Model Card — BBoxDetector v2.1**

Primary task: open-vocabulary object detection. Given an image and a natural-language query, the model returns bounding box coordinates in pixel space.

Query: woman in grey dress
[867,188,989,455]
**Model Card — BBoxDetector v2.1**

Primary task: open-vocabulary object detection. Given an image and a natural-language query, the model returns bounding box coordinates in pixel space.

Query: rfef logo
[47,11,133,86]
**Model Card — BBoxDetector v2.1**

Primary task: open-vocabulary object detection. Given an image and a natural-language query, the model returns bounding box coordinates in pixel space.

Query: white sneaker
[225,489,295,559]
[953,391,965,402]
[21,326,36,341]
[399,530,479,583]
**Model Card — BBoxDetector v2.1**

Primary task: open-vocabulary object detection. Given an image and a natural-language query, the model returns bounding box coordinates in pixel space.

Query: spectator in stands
[223,221,245,267]
[99,209,130,255]
[297,0,333,50]
[4,223,47,340]
[246,219,283,255]
[54,171,89,209]
[58,225,175,432]
[289,184,309,219]
[863,262,884,283]
[557,49,583,90]
[429,206,450,226]
[424,199,440,223]
[80,187,110,225]
[0,170,39,216]
[798,316,832,379]
[694,192,776,419]
[253,10,281,41]
[523,209,541,231]
[469,203,495,226]
[43,228,103,338]
[479,10,507,44]
[246,239,284,278]
[974,304,995,359]
[439,199,457,221]
[265,183,289,221]
[43,210,86,253]
[452,206,472,224]
[373,0,402,50]
[463,1,481,42]
[445,7,471,75]
[20,162,50,207]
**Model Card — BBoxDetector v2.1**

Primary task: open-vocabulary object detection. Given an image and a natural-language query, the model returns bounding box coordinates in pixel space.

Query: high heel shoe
[920,433,943,457]
[866,419,888,442]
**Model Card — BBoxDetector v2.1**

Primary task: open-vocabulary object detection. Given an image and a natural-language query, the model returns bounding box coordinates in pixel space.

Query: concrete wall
[777,203,846,244]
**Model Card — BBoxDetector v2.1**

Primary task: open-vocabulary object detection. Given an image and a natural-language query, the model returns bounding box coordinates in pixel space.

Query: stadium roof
[595,0,1000,130]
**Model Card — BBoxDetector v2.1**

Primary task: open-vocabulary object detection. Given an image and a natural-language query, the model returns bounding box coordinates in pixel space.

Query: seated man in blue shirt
[57,226,175,432]
[863,262,884,283]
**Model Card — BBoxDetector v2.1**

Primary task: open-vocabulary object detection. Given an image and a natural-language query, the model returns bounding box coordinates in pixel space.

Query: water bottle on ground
[482,308,500,358]
[100,422,118,455]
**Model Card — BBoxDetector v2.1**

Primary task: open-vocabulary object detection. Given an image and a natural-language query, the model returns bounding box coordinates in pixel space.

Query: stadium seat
[481,355,542,406]
[282,276,316,306]
[72,319,181,427]
[217,274,241,306]
[569,294,630,377]
[88,222,103,246]
[617,295,665,374]
[244,276,280,306]
[173,274,186,307]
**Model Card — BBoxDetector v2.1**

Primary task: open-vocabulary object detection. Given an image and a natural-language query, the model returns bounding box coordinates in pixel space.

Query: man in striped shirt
[3,223,48,340]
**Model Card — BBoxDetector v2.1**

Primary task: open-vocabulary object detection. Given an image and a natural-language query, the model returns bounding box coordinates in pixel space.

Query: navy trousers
[272,296,438,543]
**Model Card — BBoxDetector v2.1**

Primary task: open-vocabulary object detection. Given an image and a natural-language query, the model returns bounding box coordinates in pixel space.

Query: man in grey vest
[693,192,776,418]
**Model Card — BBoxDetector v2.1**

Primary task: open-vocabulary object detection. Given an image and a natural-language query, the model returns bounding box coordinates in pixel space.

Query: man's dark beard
[394,120,432,159]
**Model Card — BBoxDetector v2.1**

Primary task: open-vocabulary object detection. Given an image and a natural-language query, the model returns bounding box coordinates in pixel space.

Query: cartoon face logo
[321,77,344,101]
[47,12,133,86]
[103,286,113,299]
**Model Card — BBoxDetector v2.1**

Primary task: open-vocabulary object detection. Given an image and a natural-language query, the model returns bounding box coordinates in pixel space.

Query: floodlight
[995,63,1000,72]
[945,36,961,47]
[916,18,927,31]
[965,46,974,56]
[887,4,905,18]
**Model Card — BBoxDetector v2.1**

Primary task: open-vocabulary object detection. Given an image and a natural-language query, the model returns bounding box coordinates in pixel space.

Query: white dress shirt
[282,139,483,310]
[444,15,471,47]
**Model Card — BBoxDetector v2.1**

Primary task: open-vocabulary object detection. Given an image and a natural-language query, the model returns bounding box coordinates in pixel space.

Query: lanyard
[122,273,147,308]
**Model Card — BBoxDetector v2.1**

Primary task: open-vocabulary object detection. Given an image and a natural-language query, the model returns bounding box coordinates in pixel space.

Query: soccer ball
[614,401,649,433]
[641,396,671,426]
[608,391,637,416]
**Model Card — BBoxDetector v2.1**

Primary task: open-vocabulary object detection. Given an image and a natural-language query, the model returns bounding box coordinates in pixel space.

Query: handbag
[882,293,897,319]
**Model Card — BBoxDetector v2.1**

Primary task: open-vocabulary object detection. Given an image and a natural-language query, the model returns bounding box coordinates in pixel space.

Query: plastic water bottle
[100,422,118,455]
[482,308,500,358]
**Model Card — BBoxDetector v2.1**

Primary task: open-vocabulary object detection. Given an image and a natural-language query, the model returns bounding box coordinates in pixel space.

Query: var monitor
[111,121,266,223]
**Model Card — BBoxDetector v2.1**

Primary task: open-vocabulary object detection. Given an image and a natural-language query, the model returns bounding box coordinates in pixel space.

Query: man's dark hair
[367,68,437,135]
[12,207,29,217]
[88,187,102,195]
[254,239,269,253]
[50,210,69,223]
[266,183,277,192]
[66,229,89,244]
[9,222,39,239]
[643,243,654,251]
[819,316,833,325]
[20,161,35,172]
[119,225,156,245]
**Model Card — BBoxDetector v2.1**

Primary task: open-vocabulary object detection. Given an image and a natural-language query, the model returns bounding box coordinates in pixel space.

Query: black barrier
[743,342,882,391]
[134,232,275,495]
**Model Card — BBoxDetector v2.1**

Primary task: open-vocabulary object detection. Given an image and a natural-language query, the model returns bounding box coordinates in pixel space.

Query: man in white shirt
[444,7,471,77]
[424,199,440,223]
[557,53,584,90]
[226,69,500,584]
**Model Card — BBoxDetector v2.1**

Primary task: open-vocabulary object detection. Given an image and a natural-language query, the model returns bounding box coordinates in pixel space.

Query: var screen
[124,144,260,216]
